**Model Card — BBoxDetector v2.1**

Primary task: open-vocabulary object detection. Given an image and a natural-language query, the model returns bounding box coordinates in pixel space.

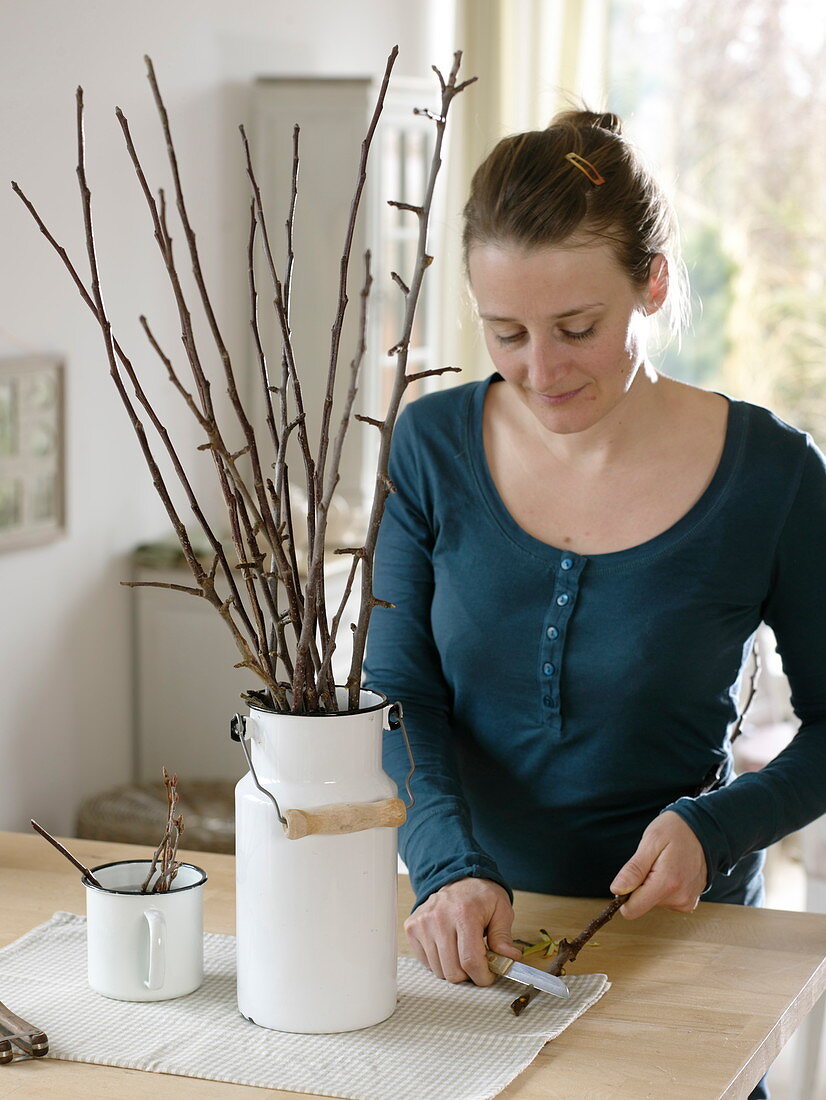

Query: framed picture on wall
[0,355,65,551]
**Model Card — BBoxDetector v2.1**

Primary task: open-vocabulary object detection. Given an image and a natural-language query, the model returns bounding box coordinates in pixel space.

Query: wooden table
[1,831,824,1099]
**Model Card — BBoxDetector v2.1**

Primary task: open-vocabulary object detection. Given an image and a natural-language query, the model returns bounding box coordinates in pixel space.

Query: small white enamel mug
[83,859,207,1001]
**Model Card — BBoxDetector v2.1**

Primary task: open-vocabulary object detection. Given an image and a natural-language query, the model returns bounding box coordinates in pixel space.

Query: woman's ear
[644,254,669,315]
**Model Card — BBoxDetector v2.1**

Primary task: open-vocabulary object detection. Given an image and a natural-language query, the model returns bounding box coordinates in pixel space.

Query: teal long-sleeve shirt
[363,374,826,909]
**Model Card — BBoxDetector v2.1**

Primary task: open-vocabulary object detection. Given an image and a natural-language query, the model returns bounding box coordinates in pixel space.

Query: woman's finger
[405,926,434,973]
[456,919,494,986]
[420,932,448,980]
[613,812,707,919]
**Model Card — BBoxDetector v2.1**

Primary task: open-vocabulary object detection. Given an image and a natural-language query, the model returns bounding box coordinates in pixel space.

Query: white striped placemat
[0,912,609,1100]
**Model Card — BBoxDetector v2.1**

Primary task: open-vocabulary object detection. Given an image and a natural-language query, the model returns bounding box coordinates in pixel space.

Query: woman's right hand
[404,877,521,985]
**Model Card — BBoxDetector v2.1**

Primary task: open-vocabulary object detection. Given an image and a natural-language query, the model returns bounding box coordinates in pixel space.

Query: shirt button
[546,625,559,640]
[561,558,573,570]
[543,662,555,676]
[543,695,552,706]
[556,593,569,606]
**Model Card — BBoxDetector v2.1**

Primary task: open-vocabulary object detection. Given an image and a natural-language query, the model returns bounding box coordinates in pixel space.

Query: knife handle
[282,796,407,840]
[486,950,516,977]
[0,1001,48,1059]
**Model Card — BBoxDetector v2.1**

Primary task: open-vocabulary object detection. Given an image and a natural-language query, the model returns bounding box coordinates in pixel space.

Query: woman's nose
[524,335,567,388]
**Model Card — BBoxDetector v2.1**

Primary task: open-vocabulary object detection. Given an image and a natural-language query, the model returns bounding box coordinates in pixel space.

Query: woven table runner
[0,912,609,1100]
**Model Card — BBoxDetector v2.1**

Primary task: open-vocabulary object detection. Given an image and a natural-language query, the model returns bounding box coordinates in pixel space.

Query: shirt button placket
[542,554,584,729]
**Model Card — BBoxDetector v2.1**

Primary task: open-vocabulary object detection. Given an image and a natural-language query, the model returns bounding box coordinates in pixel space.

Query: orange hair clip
[565,152,606,186]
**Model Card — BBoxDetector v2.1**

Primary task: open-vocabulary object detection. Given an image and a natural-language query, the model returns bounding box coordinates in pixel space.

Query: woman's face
[468,239,663,436]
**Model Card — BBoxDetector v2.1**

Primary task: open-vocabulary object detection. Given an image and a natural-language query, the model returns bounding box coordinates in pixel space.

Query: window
[609,0,826,442]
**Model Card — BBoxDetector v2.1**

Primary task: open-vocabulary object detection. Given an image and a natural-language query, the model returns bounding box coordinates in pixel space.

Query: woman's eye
[561,325,596,342]
[494,331,525,345]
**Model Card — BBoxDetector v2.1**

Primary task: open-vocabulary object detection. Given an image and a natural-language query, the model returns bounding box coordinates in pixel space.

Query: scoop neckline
[467,372,746,572]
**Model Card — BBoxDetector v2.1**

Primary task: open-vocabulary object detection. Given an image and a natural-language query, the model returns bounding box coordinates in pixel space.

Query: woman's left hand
[609,811,708,919]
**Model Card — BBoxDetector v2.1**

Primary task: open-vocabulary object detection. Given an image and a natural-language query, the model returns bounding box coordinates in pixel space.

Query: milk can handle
[229,701,415,828]
[230,713,287,826]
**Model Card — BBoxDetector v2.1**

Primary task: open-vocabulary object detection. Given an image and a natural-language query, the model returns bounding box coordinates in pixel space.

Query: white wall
[0,0,443,833]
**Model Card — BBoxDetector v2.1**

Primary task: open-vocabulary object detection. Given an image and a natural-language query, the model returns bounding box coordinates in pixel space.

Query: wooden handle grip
[0,1001,48,1058]
[282,796,407,840]
[486,951,515,977]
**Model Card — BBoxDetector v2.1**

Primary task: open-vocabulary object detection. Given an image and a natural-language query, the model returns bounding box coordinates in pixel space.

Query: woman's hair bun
[549,109,623,136]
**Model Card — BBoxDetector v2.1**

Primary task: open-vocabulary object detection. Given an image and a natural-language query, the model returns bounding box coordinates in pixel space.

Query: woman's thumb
[486,906,520,960]
[610,854,650,896]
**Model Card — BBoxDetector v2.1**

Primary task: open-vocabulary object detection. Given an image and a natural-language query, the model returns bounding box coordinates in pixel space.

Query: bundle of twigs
[13,48,474,715]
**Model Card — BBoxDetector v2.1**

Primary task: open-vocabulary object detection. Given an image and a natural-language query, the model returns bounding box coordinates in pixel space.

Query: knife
[486,951,570,998]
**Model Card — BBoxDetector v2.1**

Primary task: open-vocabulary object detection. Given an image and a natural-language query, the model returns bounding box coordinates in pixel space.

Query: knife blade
[486,951,570,998]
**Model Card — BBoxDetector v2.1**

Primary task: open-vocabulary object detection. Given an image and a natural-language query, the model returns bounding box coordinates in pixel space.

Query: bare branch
[406,365,462,385]
[314,250,373,697]
[315,46,399,498]
[391,270,410,295]
[115,104,263,612]
[121,580,207,597]
[17,88,283,706]
[346,50,476,708]
[315,547,362,691]
[247,201,281,462]
[241,123,318,595]
[141,59,290,619]
[137,311,299,662]
[387,200,424,216]
[355,414,385,429]
[413,107,445,124]
[283,123,299,319]
[296,47,399,708]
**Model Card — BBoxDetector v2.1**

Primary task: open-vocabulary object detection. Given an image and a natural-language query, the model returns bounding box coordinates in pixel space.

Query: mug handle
[144,909,166,990]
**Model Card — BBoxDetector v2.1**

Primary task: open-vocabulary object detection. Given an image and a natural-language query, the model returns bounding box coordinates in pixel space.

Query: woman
[362,111,826,1084]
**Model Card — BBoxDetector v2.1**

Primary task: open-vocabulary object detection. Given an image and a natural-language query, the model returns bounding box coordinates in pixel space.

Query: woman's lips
[532,384,587,406]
